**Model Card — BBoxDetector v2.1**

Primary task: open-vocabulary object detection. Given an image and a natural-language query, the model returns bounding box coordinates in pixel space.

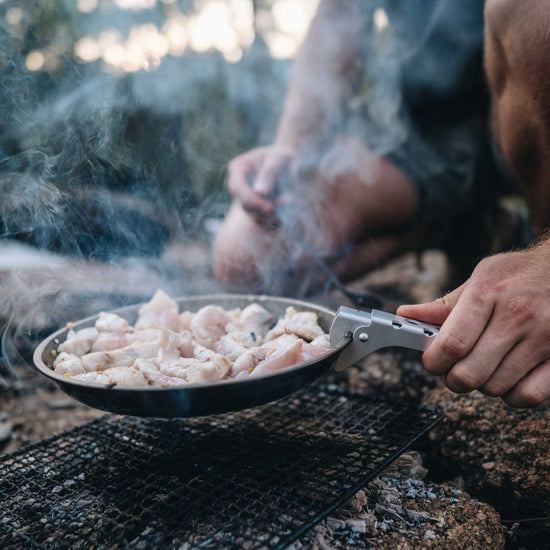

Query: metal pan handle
[330,307,440,372]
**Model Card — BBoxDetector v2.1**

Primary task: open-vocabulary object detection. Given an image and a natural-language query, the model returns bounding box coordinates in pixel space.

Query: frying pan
[33,294,439,418]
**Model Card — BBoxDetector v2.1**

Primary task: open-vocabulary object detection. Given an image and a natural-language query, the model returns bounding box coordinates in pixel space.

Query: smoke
[0,0,295,348]
[0,0,466,342]
[0,2,286,245]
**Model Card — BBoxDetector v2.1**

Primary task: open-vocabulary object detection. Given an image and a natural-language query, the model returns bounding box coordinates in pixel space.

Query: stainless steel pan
[33,294,439,418]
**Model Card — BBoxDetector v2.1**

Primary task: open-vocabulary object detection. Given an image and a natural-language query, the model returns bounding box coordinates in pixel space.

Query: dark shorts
[383,110,518,226]
[344,0,519,236]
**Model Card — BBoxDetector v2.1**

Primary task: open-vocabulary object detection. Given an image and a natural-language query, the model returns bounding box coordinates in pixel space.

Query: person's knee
[212,204,286,292]
[212,206,260,291]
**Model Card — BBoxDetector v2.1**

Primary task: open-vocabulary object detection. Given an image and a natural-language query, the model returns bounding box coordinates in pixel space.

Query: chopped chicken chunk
[95,312,129,333]
[190,305,231,349]
[81,348,138,372]
[159,348,232,384]
[53,352,86,376]
[213,333,249,361]
[58,327,99,356]
[91,331,134,352]
[226,303,273,346]
[135,289,182,331]
[265,307,326,341]
[251,340,305,377]
[134,358,185,386]
[73,366,148,386]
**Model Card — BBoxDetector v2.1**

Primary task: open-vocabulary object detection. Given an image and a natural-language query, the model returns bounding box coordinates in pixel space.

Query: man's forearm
[275,0,369,150]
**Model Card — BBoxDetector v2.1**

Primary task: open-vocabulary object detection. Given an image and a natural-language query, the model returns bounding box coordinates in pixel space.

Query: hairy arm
[274,0,368,150]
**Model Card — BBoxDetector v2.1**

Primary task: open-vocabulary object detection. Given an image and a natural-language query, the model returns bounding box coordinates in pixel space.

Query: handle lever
[330,307,439,372]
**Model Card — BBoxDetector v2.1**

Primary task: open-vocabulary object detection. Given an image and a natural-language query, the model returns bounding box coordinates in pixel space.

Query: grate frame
[0,385,443,549]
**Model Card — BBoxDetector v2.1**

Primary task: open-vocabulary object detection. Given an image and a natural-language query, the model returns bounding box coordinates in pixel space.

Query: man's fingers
[227,152,277,215]
[254,158,282,195]
[228,171,275,214]
[422,283,495,376]
[480,338,550,396]
[397,284,466,326]
[442,317,523,393]
[502,360,550,408]
[254,150,294,196]
[226,147,295,216]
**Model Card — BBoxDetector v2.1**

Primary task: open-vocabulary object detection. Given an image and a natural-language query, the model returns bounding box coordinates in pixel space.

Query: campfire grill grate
[0,385,442,549]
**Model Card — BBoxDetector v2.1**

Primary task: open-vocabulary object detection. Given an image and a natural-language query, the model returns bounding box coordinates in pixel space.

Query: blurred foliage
[0,0,293,256]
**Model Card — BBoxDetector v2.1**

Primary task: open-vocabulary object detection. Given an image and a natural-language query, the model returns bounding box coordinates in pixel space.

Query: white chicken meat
[53,291,331,388]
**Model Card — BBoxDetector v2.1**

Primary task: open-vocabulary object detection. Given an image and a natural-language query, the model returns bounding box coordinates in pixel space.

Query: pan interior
[34,294,337,390]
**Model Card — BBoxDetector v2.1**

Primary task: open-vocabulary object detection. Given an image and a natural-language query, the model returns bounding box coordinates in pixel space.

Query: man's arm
[273,0,368,150]
[228,0,369,212]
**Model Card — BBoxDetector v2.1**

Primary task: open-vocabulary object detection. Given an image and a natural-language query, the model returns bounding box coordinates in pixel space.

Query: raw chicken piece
[160,347,232,384]
[184,363,223,384]
[264,333,301,348]
[132,327,178,358]
[231,347,270,376]
[95,312,129,333]
[298,341,331,363]
[135,289,182,332]
[232,370,250,380]
[53,352,86,375]
[230,334,300,376]
[81,348,138,372]
[91,330,135,352]
[190,305,231,349]
[134,358,184,386]
[240,303,273,330]
[194,345,233,370]
[226,303,273,346]
[58,327,99,356]
[265,307,325,342]
[179,311,194,331]
[178,330,194,358]
[155,346,181,367]
[310,334,331,350]
[73,366,148,386]
[213,333,248,361]
[251,340,305,377]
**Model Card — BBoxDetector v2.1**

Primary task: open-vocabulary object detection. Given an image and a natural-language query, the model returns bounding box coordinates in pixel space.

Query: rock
[44,398,77,411]
[422,387,550,518]
[0,412,13,442]
[296,451,505,549]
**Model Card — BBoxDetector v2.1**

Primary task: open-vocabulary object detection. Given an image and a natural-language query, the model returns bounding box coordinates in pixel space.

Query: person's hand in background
[226,145,296,225]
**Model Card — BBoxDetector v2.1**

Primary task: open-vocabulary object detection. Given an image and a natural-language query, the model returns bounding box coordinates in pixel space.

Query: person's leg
[485,0,550,235]
[212,137,424,294]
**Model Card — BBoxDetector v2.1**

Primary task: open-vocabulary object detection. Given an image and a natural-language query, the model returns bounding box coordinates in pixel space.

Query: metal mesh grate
[0,385,442,549]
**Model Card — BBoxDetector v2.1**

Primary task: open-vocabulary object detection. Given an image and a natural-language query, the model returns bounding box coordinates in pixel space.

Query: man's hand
[397,242,550,407]
[226,145,296,225]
